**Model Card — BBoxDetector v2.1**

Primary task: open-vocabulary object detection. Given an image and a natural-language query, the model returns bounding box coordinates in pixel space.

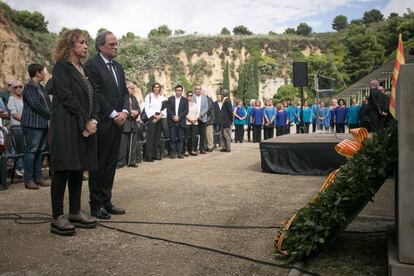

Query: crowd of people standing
[0,27,392,236]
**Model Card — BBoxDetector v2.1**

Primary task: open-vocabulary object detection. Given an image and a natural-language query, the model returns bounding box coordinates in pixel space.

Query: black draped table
[260,133,351,176]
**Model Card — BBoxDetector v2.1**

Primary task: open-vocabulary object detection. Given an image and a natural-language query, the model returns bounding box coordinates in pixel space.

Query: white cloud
[4,0,412,37]
[382,0,414,16]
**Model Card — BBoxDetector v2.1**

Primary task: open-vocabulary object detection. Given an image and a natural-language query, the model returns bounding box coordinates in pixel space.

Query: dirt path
[0,142,393,275]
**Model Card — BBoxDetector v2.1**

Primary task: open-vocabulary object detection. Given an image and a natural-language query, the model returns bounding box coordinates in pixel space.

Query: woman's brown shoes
[68,211,97,228]
[50,215,75,236]
[51,212,97,236]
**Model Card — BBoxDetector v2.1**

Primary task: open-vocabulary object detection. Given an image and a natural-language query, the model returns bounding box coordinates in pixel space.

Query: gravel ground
[0,142,394,275]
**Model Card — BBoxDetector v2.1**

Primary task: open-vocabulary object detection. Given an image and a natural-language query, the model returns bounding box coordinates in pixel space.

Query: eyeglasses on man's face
[106,42,118,47]
[14,86,23,89]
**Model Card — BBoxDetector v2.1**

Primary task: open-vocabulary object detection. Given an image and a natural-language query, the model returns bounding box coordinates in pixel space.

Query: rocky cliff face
[132,43,320,101]
[0,7,322,102]
[0,9,50,87]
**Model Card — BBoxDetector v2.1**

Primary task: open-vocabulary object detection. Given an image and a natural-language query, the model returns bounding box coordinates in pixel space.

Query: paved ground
[0,142,394,275]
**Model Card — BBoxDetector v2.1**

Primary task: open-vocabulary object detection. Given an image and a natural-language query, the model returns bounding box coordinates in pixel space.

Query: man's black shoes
[91,207,111,219]
[105,205,126,215]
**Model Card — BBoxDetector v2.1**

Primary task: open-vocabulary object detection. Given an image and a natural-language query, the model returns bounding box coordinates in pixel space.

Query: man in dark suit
[193,85,209,154]
[167,85,188,159]
[213,95,223,148]
[367,80,388,133]
[85,31,129,219]
[21,63,51,190]
[117,81,141,168]
[220,89,233,152]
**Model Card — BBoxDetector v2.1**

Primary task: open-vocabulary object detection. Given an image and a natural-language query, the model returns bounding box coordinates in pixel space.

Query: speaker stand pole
[300,86,305,133]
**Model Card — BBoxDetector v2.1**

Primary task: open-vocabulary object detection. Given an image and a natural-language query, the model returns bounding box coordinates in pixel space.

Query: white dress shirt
[144,92,163,118]
[195,95,202,114]
[175,96,181,115]
[99,53,129,118]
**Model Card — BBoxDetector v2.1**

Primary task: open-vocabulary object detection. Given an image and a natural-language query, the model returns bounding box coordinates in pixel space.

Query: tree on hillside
[233,25,253,35]
[237,65,245,100]
[268,31,277,36]
[237,58,259,102]
[97,28,108,36]
[148,25,172,37]
[362,9,384,24]
[388,12,399,19]
[332,15,348,31]
[379,10,414,55]
[11,10,48,32]
[284,28,296,34]
[222,61,230,91]
[146,73,156,94]
[174,29,185,36]
[343,24,384,83]
[220,27,231,35]
[273,84,299,104]
[296,23,312,36]
[350,19,363,26]
[59,27,69,35]
[122,32,137,41]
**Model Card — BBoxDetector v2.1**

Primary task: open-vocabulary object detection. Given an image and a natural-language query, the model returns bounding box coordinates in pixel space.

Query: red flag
[390,33,405,118]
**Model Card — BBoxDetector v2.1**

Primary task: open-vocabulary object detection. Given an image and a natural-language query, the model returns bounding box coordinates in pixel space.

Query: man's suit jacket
[192,95,208,123]
[167,96,189,128]
[220,97,233,128]
[368,88,387,115]
[21,79,51,129]
[85,53,129,134]
[122,95,141,133]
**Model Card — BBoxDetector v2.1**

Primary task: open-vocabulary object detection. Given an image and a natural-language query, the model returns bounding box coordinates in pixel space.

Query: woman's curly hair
[53,29,89,61]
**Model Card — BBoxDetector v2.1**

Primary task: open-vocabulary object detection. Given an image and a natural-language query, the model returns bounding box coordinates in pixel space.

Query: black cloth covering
[260,134,348,176]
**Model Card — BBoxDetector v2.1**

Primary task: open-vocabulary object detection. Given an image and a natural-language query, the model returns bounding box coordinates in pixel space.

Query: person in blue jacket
[293,99,303,133]
[347,97,360,131]
[250,100,264,143]
[284,99,295,134]
[246,99,254,142]
[275,103,289,136]
[233,99,247,143]
[302,100,314,133]
[316,101,331,133]
[334,98,348,133]
[311,100,320,133]
[263,99,276,139]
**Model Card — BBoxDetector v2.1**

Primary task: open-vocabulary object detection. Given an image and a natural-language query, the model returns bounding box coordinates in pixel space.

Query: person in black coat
[213,95,222,148]
[167,85,189,159]
[367,80,388,133]
[220,89,233,152]
[359,96,370,131]
[50,29,98,235]
[85,31,129,219]
[117,81,141,168]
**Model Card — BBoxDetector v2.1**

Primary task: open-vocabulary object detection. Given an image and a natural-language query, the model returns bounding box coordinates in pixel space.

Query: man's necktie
[107,61,119,87]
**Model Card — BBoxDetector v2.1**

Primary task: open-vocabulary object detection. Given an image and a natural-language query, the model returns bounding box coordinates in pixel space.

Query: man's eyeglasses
[175,89,183,92]
[14,86,23,89]
[106,42,118,47]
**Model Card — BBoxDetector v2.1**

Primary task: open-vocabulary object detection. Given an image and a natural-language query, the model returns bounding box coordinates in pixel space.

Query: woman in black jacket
[50,29,98,235]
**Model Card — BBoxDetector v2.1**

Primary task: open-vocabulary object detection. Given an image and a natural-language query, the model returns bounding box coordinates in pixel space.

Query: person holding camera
[144,83,163,162]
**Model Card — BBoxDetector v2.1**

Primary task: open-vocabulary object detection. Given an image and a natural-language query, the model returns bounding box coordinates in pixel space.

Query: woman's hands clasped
[82,120,97,137]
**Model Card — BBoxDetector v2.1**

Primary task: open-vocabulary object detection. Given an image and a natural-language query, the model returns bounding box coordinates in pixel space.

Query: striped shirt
[21,79,51,129]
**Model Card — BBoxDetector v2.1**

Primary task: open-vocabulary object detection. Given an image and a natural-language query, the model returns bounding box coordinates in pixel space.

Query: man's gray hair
[221,89,229,97]
[95,31,113,52]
